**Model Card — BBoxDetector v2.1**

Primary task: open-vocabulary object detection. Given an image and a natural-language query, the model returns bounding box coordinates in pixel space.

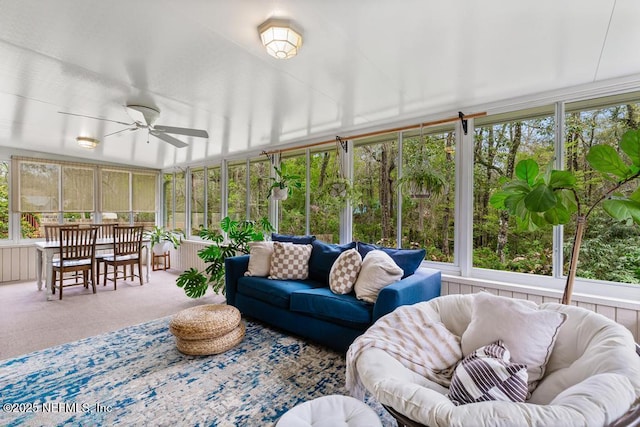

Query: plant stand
[152,251,170,271]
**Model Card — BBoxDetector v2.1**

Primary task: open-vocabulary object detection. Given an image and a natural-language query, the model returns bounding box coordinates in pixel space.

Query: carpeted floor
[0,316,395,427]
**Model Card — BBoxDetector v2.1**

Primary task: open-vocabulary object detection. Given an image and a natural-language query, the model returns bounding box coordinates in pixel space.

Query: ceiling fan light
[258,18,303,59]
[76,136,100,149]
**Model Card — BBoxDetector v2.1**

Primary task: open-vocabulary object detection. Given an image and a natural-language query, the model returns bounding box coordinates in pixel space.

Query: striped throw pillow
[448,340,528,406]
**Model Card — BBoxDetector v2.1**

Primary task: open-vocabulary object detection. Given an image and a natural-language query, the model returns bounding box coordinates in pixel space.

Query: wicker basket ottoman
[169,304,245,356]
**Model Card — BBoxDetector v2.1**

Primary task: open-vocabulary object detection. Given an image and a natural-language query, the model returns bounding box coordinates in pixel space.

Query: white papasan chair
[347,293,640,427]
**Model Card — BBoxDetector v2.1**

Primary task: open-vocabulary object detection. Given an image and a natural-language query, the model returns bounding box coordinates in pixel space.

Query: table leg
[44,250,54,301]
[145,245,150,283]
[36,247,43,291]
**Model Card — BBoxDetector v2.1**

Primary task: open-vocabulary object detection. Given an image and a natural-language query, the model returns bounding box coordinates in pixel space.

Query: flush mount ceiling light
[258,18,303,59]
[76,136,100,149]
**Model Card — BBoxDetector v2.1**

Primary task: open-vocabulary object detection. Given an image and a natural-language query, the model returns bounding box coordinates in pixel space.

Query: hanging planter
[271,186,289,201]
[267,162,301,201]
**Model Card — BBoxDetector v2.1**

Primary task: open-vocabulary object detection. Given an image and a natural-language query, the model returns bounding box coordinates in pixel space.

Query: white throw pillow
[354,250,403,303]
[269,242,313,280]
[244,241,274,277]
[448,340,528,406]
[329,248,362,294]
[461,292,566,393]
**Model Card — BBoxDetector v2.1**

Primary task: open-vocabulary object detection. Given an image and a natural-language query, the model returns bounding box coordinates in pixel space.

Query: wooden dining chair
[102,225,144,289]
[94,223,116,278]
[44,223,79,242]
[51,226,98,300]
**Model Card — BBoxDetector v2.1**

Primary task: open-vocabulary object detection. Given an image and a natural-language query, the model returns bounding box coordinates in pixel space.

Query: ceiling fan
[59,104,208,148]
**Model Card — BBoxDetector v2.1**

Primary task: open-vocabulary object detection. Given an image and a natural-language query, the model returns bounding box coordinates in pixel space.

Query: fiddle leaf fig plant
[176,216,274,298]
[490,129,640,304]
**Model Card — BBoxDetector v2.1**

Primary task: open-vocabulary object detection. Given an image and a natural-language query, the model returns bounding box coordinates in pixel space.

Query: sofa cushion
[244,241,274,277]
[290,287,373,327]
[461,292,566,394]
[448,340,528,406]
[269,242,313,280]
[237,276,324,309]
[354,250,403,303]
[272,233,316,244]
[309,240,357,283]
[329,248,362,294]
[357,242,425,278]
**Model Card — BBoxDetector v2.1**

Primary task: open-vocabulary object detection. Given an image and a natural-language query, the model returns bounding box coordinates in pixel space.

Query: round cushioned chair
[352,294,640,427]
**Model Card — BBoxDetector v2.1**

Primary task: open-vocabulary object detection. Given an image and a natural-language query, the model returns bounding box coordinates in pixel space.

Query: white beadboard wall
[441,275,640,342]
[1,242,639,341]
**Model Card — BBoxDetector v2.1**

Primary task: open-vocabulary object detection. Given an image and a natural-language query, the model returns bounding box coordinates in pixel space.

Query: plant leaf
[524,184,556,212]
[587,145,631,178]
[515,159,539,185]
[603,199,640,224]
[548,170,576,189]
[620,129,640,166]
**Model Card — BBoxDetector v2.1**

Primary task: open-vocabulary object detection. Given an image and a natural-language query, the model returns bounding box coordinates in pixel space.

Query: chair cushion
[448,340,528,406]
[269,242,312,280]
[308,240,357,283]
[350,294,640,427]
[290,287,372,327]
[103,254,138,262]
[52,258,92,267]
[329,248,362,295]
[461,292,566,394]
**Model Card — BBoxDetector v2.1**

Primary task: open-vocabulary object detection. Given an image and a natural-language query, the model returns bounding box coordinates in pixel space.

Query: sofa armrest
[224,255,250,306]
[372,268,441,322]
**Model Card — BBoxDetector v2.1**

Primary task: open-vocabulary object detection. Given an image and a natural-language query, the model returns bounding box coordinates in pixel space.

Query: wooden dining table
[34,238,151,301]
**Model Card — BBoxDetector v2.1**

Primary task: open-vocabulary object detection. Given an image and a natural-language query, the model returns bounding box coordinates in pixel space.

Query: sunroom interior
[1,1,640,342]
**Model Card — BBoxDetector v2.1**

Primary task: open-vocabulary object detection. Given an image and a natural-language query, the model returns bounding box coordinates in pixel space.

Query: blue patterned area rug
[0,316,395,426]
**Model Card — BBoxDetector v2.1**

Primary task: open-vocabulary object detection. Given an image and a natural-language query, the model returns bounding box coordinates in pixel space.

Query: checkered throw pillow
[448,340,528,406]
[329,249,362,294]
[269,242,313,280]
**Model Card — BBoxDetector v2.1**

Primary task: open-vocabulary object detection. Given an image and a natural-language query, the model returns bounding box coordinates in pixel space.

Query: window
[207,166,222,231]
[227,162,247,221]
[278,154,306,235]
[309,149,341,243]
[132,172,156,228]
[249,159,269,220]
[401,127,455,262]
[163,173,174,230]
[0,161,8,239]
[472,108,555,274]
[191,168,205,234]
[564,95,640,284]
[353,135,398,246]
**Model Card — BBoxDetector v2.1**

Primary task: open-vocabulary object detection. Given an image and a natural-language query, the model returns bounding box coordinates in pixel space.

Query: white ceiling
[1,0,640,169]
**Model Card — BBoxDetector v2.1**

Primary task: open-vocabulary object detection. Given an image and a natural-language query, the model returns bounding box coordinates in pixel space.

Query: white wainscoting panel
[441,275,640,342]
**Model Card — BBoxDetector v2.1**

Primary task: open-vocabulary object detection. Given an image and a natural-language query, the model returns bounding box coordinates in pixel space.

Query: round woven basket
[169,304,241,340]
[175,322,246,356]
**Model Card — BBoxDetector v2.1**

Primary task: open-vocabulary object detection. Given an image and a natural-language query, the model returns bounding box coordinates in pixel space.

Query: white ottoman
[276,395,382,427]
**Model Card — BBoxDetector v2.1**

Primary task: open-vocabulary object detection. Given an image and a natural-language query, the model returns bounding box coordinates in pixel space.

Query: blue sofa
[224,239,442,352]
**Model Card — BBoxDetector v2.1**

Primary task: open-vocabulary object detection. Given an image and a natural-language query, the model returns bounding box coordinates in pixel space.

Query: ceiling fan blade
[152,125,208,138]
[103,127,137,138]
[58,111,132,126]
[149,130,188,148]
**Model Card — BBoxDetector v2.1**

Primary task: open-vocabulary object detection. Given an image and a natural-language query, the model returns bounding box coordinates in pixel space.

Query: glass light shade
[76,136,100,149]
[258,18,303,59]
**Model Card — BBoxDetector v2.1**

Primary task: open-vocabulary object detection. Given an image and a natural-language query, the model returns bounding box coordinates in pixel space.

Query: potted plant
[145,226,182,255]
[268,163,302,200]
[490,129,640,304]
[176,216,274,297]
